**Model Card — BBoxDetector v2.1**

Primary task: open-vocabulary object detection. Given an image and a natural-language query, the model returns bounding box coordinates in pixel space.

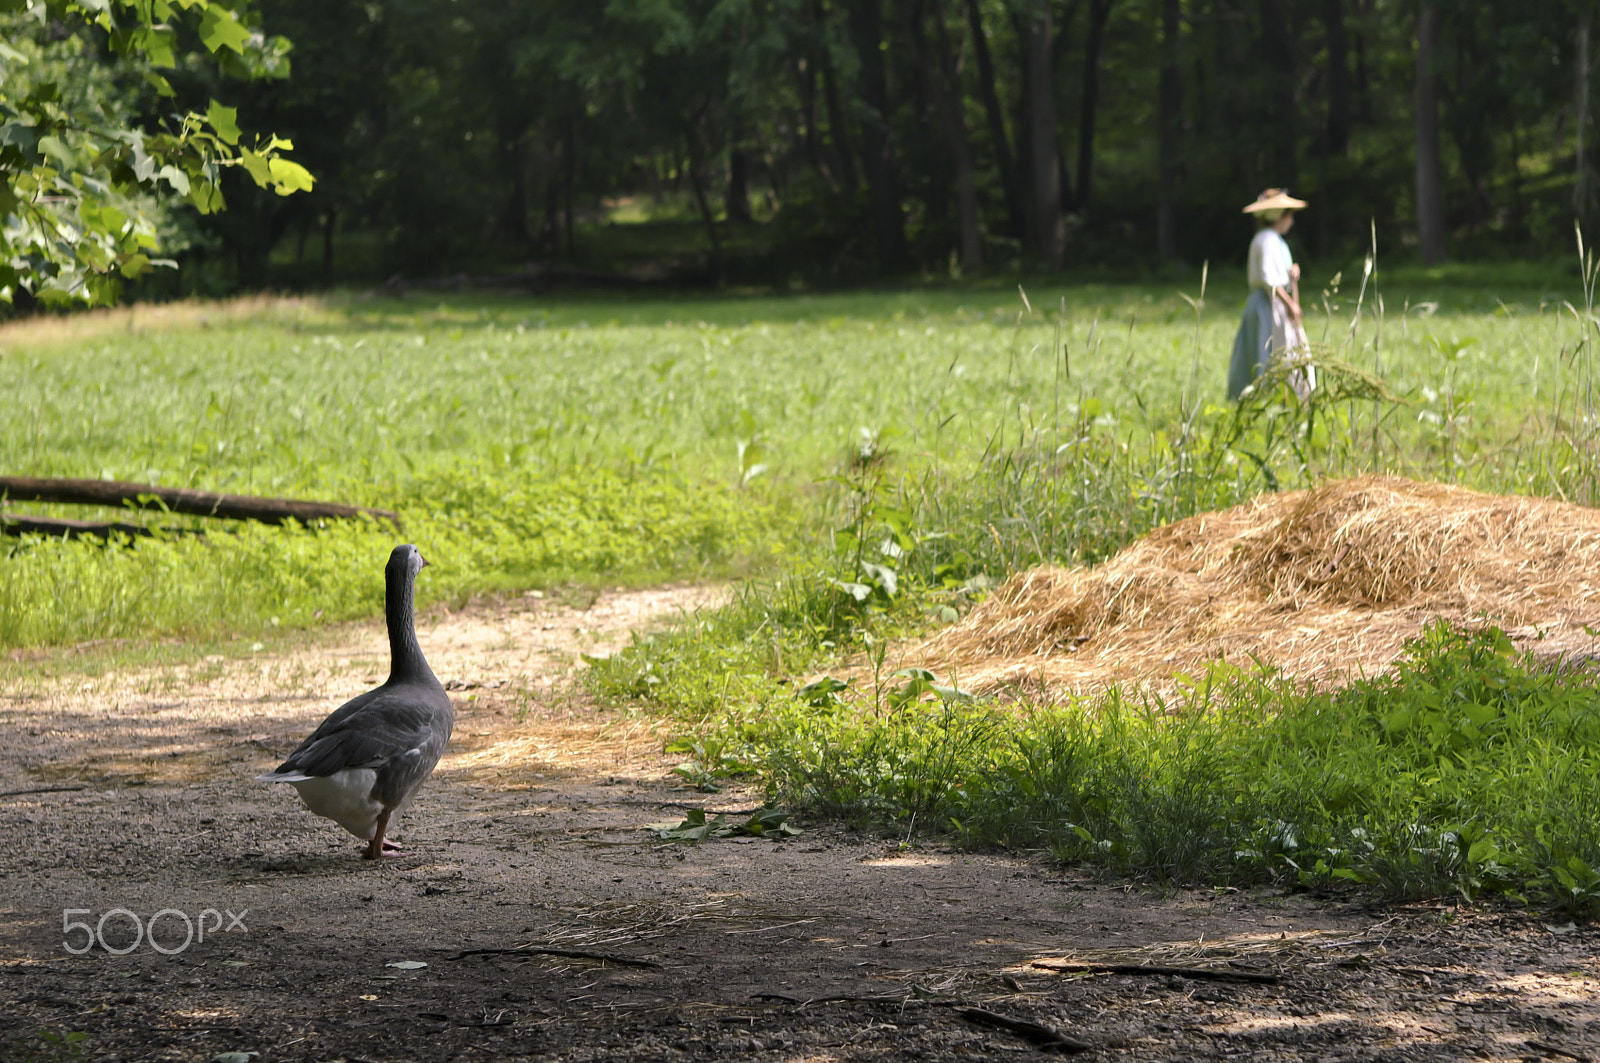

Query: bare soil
[1,585,1597,1062]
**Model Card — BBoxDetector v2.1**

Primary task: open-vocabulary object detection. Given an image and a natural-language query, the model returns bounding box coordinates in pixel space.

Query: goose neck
[386,569,431,681]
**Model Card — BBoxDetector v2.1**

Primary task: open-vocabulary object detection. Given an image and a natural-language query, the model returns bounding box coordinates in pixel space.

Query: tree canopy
[0,0,311,307]
[5,0,1595,301]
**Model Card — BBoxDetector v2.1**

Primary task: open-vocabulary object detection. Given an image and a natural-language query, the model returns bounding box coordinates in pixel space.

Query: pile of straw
[907,475,1600,698]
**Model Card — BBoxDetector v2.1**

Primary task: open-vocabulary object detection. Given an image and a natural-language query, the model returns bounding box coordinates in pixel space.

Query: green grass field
[8,259,1600,910]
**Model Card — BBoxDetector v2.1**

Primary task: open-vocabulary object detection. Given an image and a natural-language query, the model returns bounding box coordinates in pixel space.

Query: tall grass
[686,623,1600,913]
[0,466,781,645]
[580,242,1600,912]
[0,249,1591,653]
[11,251,1600,911]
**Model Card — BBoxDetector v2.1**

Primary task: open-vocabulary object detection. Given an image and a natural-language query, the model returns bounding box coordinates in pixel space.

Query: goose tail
[255,769,315,783]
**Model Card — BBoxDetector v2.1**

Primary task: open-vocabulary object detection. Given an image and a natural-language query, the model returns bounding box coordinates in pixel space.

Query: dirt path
[2,586,1597,1062]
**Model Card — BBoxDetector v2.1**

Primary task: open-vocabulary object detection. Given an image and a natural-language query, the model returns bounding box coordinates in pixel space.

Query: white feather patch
[287,769,384,840]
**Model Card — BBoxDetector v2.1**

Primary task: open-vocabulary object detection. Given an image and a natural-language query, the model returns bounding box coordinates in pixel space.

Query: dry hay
[904,475,1600,698]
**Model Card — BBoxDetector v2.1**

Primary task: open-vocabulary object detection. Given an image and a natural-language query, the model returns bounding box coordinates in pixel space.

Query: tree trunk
[819,25,859,194]
[499,122,533,248]
[563,120,579,259]
[1353,0,1372,124]
[1075,0,1114,211]
[963,0,1023,238]
[1157,0,1181,261]
[797,56,832,186]
[1259,0,1296,191]
[916,0,983,270]
[1413,3,1447,265]
[727,143,753,224]
[321,208,337,275]
[1024,3,1064,266]
[540,171,562,255]
[849,0,911,270]
[686,123,726,283]
[1578,7,1595,219]
[903,0,951,230]
[1324,0,1350,155]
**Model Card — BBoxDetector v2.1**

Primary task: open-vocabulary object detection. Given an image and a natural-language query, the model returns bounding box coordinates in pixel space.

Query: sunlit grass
[1,261,1590,652]
[13,266,1600,911]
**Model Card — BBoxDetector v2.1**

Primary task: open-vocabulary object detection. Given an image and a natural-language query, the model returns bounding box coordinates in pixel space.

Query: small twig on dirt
[0,785,88,798]
[957,1007,1092,1053]
[750,992,918,1007]
[1529,1040,1595,1063]
[1032,961,1278,985]
[726,918,817,935]
[450,946,662,969]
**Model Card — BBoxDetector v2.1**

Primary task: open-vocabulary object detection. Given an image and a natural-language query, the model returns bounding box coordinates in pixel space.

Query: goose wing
[264,685,453,780]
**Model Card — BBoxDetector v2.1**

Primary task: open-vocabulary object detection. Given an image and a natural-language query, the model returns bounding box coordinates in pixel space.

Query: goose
[257,544,454,858]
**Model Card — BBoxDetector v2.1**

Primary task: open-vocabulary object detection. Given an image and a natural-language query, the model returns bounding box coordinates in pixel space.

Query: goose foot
[362,810,400,859]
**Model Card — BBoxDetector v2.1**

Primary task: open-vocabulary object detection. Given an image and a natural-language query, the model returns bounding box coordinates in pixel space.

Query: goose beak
[419,553,430,568]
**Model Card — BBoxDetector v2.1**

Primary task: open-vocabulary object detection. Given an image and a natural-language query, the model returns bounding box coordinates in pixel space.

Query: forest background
[6,0,1595,307]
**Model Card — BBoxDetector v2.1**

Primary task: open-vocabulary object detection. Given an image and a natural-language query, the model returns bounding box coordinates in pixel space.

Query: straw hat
[1243,188,1307,214]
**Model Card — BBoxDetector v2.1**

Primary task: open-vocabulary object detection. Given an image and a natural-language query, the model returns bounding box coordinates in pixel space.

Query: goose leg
[363,809,399,859]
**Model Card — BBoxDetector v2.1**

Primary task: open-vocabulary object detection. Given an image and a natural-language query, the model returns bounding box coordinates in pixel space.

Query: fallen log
[0,476,401,531]
[0,514,176,540]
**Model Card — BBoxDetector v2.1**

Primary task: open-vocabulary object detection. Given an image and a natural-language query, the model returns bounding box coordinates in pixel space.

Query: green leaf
[859,562,897,596]
[157,164,191,195]
[645,808,798,842]
[0,122,37,152]
[127,131,156,182]
[267,156,315,194]
[206,99,241,145]
[798,676,851,708]
[645,809,725,841]
[143,70,176,97]
[137,23,177,67]
[198,6,252,54]
[118,253,153,278]
[188,178,225,214]
[239,146,272,186]
[828,579,872,602]
[37,134,75,167]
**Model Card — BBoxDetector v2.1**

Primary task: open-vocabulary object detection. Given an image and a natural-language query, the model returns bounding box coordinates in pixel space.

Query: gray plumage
[257,544,454,858]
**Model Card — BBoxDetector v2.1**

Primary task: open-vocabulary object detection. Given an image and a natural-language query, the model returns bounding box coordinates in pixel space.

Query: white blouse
[1247,228,1293,290]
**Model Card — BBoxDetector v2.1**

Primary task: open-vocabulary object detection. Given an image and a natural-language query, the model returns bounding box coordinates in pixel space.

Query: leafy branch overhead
[0,0,311,307]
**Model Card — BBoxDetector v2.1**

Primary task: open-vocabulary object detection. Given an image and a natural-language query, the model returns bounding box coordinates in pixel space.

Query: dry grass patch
[907,475,1600,697]
[0,293,325,351]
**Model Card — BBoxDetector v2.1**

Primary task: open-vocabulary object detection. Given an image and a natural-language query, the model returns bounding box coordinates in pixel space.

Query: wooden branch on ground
[1528,1040,1594,1063]
[0,785,88,798]
[0,476,401,532]
[957,1007,1092,1053]
[0,513,192,540]
[449,946,663,969]
[1031,960,1278,984]
[750,992,918,1006]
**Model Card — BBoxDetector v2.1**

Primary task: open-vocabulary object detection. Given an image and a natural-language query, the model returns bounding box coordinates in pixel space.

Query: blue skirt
[1227,287,1275,400]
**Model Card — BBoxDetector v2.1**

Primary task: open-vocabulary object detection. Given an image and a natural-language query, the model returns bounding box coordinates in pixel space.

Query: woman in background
[1227,189,1314,400]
